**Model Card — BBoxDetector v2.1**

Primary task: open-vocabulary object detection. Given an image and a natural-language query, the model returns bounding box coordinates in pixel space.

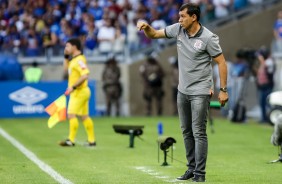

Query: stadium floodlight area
[157,136,176,166]
[113,125,144,148]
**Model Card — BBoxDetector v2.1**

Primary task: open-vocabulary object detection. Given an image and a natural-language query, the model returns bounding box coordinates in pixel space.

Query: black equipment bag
[231,77,247,123]
[231,100,246,123]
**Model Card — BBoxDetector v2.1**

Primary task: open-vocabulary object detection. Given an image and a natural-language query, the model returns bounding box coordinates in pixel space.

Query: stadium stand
[0,0,279,64]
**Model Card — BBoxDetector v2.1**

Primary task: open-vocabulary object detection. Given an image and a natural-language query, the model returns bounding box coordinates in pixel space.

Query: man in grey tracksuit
[137,3,229,182]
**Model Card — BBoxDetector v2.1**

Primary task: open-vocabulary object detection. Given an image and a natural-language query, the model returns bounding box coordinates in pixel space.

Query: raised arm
[137,21,166,39]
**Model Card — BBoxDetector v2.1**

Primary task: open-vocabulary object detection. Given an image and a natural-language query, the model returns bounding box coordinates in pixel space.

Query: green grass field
[0,116,282,184]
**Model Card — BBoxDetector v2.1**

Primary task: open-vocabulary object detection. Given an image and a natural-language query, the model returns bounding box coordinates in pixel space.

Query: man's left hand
[218,91,228,107]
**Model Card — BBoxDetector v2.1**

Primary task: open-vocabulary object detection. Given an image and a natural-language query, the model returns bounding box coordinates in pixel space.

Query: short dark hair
[32,61,38,67]
[66,38,82,51]
[179,3,201,21]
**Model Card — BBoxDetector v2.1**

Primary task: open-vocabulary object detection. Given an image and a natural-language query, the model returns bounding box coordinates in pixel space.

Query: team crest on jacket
[194,39,203,49]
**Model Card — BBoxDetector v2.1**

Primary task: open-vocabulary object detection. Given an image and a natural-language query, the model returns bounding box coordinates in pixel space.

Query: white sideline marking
[0,127,73,184]
[134,166,185,183]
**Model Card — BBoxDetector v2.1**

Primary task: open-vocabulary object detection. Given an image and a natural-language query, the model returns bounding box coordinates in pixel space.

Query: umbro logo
[9,86,47,105]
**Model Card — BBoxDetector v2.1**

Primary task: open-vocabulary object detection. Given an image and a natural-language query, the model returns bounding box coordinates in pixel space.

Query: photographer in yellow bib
[60,38,96,147]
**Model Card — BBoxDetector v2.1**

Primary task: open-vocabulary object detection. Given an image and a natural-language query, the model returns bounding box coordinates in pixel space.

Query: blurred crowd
[0,0,265,58]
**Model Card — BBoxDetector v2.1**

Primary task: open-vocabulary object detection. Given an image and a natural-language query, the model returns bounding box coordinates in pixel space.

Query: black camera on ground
[113,125,144,148]
[157,136,176,166]
[157,136,176,151]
